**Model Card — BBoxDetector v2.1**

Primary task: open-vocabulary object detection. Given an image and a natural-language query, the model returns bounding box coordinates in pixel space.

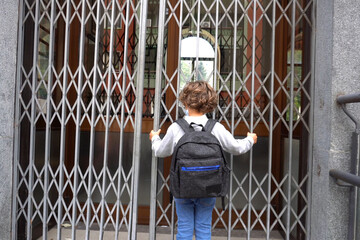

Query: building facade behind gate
[0,0,360,240]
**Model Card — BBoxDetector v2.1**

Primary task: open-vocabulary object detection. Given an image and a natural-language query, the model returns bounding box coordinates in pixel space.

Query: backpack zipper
[181,165,220,171]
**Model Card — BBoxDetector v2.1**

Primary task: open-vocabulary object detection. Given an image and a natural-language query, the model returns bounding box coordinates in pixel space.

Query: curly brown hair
[179,81,218,114]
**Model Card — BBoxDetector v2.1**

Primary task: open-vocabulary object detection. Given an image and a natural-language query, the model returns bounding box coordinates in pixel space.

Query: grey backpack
[170,118,230,207]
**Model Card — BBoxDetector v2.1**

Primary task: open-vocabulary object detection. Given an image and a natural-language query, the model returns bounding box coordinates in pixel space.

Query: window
[179,33,217,89]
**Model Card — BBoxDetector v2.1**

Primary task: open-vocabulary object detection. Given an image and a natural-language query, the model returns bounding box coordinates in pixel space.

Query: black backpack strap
[176,118,194,133]
[204,119,217,132]
[170,192,173,204]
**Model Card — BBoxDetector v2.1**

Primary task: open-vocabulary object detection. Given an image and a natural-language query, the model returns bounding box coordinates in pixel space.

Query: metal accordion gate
[13,0,315,239]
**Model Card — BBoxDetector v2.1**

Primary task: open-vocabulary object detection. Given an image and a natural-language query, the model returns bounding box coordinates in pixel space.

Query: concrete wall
[312,0,360,239]
[0,0,19,239]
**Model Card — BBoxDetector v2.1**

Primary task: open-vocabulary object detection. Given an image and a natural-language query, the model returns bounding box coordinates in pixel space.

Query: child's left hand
[149,129,161,140]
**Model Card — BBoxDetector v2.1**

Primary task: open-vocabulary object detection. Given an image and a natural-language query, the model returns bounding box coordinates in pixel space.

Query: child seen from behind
[149,81,257,240]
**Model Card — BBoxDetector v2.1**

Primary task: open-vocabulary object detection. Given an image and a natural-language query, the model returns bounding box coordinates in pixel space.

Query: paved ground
[38,225,284,240]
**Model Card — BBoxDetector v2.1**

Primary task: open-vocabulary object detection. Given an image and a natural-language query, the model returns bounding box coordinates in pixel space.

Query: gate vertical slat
[85,0,102,238]
[229,0,238,237]
[168,0,185,236]
[99,0,117,238]
[212,0,224,234]
[285,0,296,239]
[210,0,225,232]
[172,0,185,235]
[13,0,25,239]
[266,0,277,239]
[213,0,219,100]
[194,0,201,81]
[129,0,149,238]
[114,0,131,238]
[175,0,184,121]
[27,1,41,239]
[42,1,56,239]
[247,0,257,238]
[57,0,72,239]
[228,156,234,239]
[71,0,88,239]
[149,0,167,237]
[306,1,317,238]
[170,204,175,240]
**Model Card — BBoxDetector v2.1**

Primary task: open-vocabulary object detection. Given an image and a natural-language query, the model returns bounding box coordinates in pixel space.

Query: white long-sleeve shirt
[151,115,254,158]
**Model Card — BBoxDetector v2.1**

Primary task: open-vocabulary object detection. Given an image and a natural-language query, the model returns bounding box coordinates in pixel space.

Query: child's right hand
[247,132,257,144]
[149,129,161,140]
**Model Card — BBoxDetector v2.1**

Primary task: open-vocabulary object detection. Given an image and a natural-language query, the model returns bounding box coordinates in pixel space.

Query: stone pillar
[312,0,360,239]
[0,0,19,239]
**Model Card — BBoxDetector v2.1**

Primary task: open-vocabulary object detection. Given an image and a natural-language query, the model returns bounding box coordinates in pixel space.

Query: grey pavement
[38,225,284,240]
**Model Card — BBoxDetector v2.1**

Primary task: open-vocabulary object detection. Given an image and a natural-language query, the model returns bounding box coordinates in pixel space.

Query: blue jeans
[174,197,216,240]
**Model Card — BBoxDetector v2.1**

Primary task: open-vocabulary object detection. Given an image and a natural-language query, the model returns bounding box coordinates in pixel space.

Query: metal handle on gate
[330,92,360,240]
[329,169,360,187]
[336,93,360,133]
[336,93,360,104]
